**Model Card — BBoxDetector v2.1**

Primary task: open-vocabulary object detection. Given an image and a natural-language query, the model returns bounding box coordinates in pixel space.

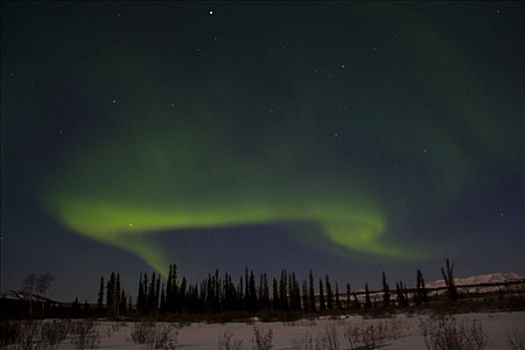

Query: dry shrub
[291,330,316,350]
[70,319,100,350]
[218,330,243,350]
[317,325,340,350]
[40,320,70,349]
[252,326,273,350]
[508,327,525,350]
[130,320,179,350]
[0,320,70,350]
[343,322,389,350]
[8,321,39,350]
[389,317,403,339]
[0,320,22,347]
[420,315,487,350]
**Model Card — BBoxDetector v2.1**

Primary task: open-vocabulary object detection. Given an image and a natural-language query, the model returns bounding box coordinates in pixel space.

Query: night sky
[1,2,524,302]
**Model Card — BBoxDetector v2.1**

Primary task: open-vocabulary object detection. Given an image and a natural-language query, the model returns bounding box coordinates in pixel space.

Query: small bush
[2,321,42,350]
[0,320,70,350]
[40,320,70,349]
[70,319,100,350]
[130,320,179,350]
[389,317,403,339]
[0,320,22,347]
[218,330,243,350]
[291,330,316,350]
[343,322,388,350]
[317,325,340,350]
[252,326,273,350]
[508,327,525,350]
[420,316,487,350]
[130,321,152,344]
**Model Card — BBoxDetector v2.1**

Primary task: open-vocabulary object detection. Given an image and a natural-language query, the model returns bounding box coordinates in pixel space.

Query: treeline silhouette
[4,258,523,320]
[90,259,475,319]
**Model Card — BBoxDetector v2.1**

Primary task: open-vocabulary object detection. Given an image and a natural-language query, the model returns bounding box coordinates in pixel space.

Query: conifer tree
[72,297,81,318]
[395,281,409,307]
[214,269,220,310]
[302,280,309,311]
[353,292,361,309]
[97,276,104,313]
[319,279,325,311]
[83,300,89,315]
[143,273,149,311]
[262,273,269,309]
[258,273,264,308]
[309,270,316,312]
[279,270,289,310]
[272,278,279,310]
[137,272,145,313]
[206,274,213,311]
[148,272,156,313]
[288,273,294,310]
[382,271,390,308]
[106,272,116,317]
[155,277,161,312]
[415,270,422,305]
[288,273,295,311]
[166,265,172,309]
[179,277,187,312]
[292,273,301,311]
[115,273,121,316]
[249,270,257,311]
[244,267,249,310]
[325,275,333,310]
[417,269,428,304]
[364,283,372,308]
[238,276,244,309]
[120,290,127,315]
[166,264,178,312]
[346,283,351,310]
[335,283,341,310]
[160,284,166,312]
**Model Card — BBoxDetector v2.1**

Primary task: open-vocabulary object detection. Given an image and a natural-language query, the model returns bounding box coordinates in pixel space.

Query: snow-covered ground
[65,311,524,349]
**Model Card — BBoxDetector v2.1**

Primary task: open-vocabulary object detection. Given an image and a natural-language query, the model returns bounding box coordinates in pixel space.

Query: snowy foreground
[65,311,524,349]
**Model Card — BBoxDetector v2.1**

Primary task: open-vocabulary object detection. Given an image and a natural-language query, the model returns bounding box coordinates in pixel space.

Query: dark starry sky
[1,2,524,302]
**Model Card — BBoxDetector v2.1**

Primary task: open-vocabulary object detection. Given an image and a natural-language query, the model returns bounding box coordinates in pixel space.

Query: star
[112,99,117,104]
[209,10,214,16]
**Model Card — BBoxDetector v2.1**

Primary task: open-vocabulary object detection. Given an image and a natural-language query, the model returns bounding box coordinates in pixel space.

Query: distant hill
[427,272,525,289]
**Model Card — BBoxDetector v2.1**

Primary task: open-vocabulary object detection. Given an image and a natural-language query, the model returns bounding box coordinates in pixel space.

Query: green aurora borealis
[2,2,524,290]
